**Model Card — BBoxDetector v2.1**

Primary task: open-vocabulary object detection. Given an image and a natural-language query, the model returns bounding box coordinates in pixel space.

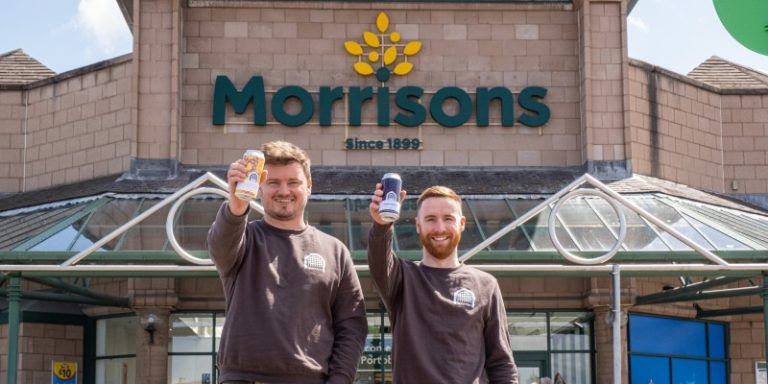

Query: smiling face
[415,196,465,261]
[260,161,311,230]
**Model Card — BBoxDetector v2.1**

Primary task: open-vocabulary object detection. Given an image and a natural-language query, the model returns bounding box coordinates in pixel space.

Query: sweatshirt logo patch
[303,253,326,272]
[453,288,476,309]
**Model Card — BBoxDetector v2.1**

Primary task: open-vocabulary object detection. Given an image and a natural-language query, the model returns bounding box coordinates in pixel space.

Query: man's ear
[415,218,421,234]
[459,215,466,232]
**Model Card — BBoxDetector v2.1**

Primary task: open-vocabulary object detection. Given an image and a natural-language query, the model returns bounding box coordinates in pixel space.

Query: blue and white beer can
[379,173,402,222]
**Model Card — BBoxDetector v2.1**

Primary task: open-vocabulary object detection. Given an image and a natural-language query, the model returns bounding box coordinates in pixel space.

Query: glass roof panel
[122,199,168,251]
[633,198,709,251]
[667,197,768,249]
[1,204,85,251]
[306,200,349,249]
[393,198,419,251]
[172,198,224,252]
[681,215,751,251]
[80,199,144,251]
[467,200,531,251]
[347,198,374,252]
[590,198,670,251]
[29,226,82,252]
[3,193,768,259]
[556,197,617,251]
[459,201,484,251]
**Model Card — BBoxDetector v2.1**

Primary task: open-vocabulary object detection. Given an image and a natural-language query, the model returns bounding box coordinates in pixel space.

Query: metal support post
[763,272,768,363]
[6,273,21,384]
[612,264,621,384]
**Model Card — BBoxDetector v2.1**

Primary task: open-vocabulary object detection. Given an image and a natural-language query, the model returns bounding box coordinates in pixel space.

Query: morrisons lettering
[212,75,550,128]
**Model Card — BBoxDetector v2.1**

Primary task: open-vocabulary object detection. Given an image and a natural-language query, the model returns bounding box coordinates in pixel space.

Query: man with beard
[368,185,518,384]
[208,141,367,384]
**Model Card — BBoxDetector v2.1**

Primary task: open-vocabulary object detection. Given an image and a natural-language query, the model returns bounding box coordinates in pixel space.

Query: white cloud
[76,0,130,54]
[627,16,649,33]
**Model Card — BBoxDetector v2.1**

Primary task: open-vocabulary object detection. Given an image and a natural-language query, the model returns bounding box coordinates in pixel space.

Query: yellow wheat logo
[344,12,422,82]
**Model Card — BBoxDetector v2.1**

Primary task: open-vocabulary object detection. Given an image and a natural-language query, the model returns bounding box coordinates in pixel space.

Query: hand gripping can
[234,149,266,200]
[378,173,402,222]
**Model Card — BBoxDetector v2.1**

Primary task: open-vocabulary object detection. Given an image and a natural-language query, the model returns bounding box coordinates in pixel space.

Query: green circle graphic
[713,0,768,55]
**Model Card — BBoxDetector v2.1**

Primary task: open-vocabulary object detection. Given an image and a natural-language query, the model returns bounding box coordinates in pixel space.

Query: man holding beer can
[208,141,367,384]
[368,182,519,383]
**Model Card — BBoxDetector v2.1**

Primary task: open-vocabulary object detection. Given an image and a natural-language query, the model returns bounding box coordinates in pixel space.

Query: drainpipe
[612,264,621,384]
[6,273,21,384]
[22,89,29,192]
[763,272,768,364]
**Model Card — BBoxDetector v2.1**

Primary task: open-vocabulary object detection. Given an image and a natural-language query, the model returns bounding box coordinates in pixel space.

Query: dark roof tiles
[688,56,768,90]
[0,49,56,85]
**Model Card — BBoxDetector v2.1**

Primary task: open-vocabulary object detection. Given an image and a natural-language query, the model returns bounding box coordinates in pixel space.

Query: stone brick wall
[722,94,768,195]
[0,57,135,193]
[629,61,726,192]
[180,2,583,167]
[578,0,629,163]
[0,90,24,192]
[0,323,84,384]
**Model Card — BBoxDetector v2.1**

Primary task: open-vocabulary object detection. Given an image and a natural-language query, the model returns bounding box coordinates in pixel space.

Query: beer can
[378,173,402,222]
[234,149,266,200]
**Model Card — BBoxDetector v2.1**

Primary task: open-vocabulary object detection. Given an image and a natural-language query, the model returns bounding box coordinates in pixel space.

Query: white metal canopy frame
[0,172,765,273]
[2,172,768,384]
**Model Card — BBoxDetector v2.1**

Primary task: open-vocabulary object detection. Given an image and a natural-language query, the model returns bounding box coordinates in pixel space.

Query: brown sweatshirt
[208,203,367,384]
[368,223,519,384]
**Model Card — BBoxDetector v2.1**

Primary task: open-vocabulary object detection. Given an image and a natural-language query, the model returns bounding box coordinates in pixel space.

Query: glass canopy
[2,193,768,263]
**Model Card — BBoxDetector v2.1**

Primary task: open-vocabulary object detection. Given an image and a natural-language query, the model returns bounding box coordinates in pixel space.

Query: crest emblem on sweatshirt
[453,287,476,309]
[303,253,326,272]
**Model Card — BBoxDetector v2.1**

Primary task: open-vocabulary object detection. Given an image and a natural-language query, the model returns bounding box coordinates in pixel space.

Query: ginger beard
[418,228,462,260]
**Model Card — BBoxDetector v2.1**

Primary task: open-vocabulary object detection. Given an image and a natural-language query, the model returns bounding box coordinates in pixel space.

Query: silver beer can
[234,149,266,200]
[379,173,402,222]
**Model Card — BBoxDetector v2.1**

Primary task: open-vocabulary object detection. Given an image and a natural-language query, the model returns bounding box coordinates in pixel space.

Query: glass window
[96,316,137,356]
[96,357,135,384]
[357,312,392,384]
[552,352,592,384]
[629,314,727,384]
[630,355,669,384]
[549,313,591,351]
[708,323,725,358]
[629,314,706,357]
[510,311,595,384]
[671,358,707,384]
[170,314,215,353]
[168,355,213,384]
[508,313,548,351]
[168,312,223,384]
[95,316,137,384]
[709,361,727,384]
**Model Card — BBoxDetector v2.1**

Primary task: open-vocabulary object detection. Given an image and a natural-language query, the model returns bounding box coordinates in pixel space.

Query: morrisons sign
[212,75,550,129]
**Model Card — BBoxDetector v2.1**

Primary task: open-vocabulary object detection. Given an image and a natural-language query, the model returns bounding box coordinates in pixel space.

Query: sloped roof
[0,49,56,85]
[688,56,768,90]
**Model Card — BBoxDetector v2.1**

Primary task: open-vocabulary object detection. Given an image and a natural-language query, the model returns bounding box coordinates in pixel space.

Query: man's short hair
[417,186,462,213]
[261,141,312,182]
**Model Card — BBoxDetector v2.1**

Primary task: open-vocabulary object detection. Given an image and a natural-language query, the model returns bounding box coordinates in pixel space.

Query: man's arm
[327,248,368,384]
[367,223,402,309]
[206,159,263,276]
[484,283,519,384]
[207,202,248,277]
[367,183,407,309]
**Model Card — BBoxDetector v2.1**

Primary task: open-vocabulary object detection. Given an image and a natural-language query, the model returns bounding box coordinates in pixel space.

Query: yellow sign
[52,361,77,384]
[344,12,422,82]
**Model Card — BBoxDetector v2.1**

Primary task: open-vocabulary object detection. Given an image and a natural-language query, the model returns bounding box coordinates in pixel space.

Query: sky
[0,0,766,76]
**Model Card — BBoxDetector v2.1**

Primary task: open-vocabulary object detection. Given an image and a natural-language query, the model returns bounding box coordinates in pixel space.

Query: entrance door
[516,358,548,384]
